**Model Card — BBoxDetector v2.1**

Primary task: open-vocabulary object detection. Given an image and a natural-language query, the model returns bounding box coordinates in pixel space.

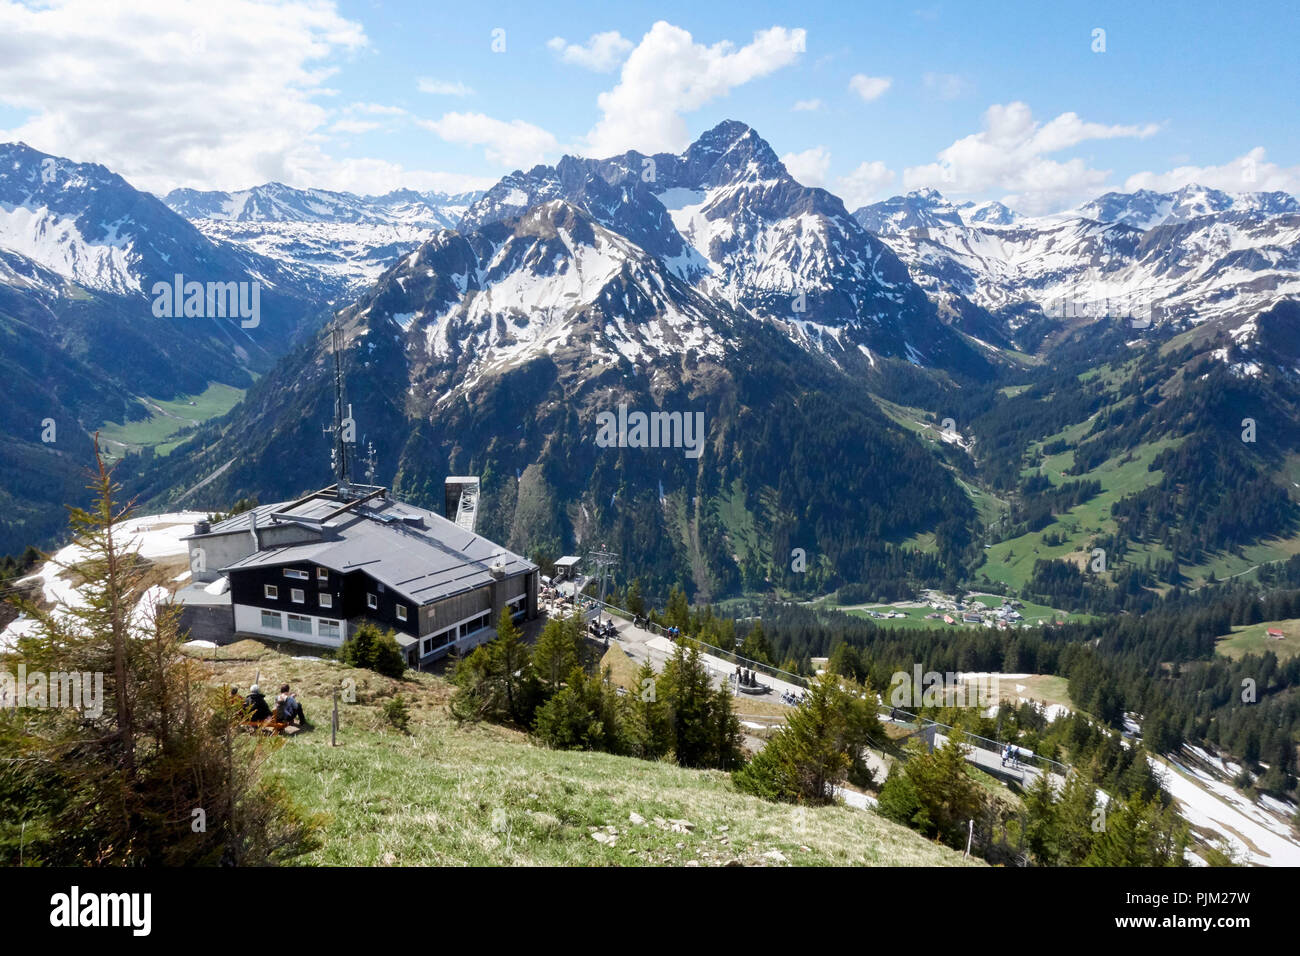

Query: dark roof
[212,490,535,606]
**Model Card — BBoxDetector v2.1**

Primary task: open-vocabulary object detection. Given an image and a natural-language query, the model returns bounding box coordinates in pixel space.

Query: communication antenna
[322,322,356,497]
[362,439,378,486]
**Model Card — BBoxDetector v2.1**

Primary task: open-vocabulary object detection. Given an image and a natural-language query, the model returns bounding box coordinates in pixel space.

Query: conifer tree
[532,665,617,752]
[626,579,645,617]
[450,607,538,725]
[533,611,584,692]
[659,640,741,769]
[1056,767,1101,865]
[0,443,318,865]
[1022,768,1061,864]
[733,672,877,802]
[626,658,669,760]
[740,621,774,665]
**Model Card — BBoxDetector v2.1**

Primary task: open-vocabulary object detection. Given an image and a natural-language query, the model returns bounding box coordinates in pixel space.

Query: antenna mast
[323,322,356,498]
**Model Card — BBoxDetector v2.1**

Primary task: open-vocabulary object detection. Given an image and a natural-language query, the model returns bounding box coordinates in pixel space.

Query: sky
[0,0,1297,214]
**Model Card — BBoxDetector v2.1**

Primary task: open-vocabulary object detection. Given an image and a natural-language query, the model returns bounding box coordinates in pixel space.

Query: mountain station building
[170,483,538,666]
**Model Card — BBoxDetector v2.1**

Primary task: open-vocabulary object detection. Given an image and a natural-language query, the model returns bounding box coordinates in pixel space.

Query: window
[316,567,329,582]
[260,610,282,630]
[421,626,457,657]
[287,613,312,636]
[367,593,378,610]
[318,619,340,641]
[396,604,408,622]
[318,593,332,609]
[291,588,305,604]
[264,584,278,600]
[283,568,309,580]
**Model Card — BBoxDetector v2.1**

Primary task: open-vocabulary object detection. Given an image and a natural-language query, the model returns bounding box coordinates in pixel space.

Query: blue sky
[0,0,1297,212]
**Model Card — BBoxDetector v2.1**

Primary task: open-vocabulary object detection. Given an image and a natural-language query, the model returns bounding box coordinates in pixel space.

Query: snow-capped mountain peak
[1073,183,1300,230]
[961,200,1020,226]
[853,181,1300,361]
[457,121,988,376]
[161,181,483,295]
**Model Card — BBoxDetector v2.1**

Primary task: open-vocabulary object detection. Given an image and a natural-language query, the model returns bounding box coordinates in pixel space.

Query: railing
[576,597,812,689]
[549,596,1070,777]
[883,705,1072,778]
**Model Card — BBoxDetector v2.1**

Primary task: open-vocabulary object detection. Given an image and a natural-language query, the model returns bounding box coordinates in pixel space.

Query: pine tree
[826,642,864,682]
[1022,769,1060,864]
[659,640,741,769]
[739,621,773,665]
[626,658,669,760]
[338,621,406,678]
[1,444,318,865]
[1056,768,1100,865]
[533,666,605,751]
[733,672,876,803]
[877,764,931,832]
[626,579,645,617]
[665,585,691,633]
[533,613,583,693]
[450,607,538,725]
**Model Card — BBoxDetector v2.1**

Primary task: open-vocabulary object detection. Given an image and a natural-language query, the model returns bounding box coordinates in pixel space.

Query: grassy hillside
[99,381,247,460]
[979,436,1177,591]
[1216,619,1300,662]
[191,640,978,867]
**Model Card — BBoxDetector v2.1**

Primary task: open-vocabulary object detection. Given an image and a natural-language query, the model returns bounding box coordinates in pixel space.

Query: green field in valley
[978,435,1181,591]
[1216,619,1300,662]
[98,381,246,459]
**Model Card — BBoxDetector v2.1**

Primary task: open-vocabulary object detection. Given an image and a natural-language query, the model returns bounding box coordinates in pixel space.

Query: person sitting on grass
[245,684,272,722]
[274,683,311,727]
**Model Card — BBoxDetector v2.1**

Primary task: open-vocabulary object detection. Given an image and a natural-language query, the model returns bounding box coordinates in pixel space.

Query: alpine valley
[5,121,1300,613]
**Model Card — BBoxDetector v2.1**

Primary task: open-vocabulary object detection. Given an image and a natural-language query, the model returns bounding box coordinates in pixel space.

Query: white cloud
[0,0,474,195]
[418,78,474,97]
[903,101,1159,213]
[330,118,382,135]
[792,98,823,112]
[419,112,558,170]
[1124,147,1300,195]
[848,73,891,101]
[349,102,407,116]
[780,146,831,186]
[922,72,968,100]
[836,160,897,208]
[328,102,406,137]
[582,21,806,157]
[547,31,633,72]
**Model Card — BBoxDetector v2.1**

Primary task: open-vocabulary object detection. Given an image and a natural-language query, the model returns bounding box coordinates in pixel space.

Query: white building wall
[234,603,347,648]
